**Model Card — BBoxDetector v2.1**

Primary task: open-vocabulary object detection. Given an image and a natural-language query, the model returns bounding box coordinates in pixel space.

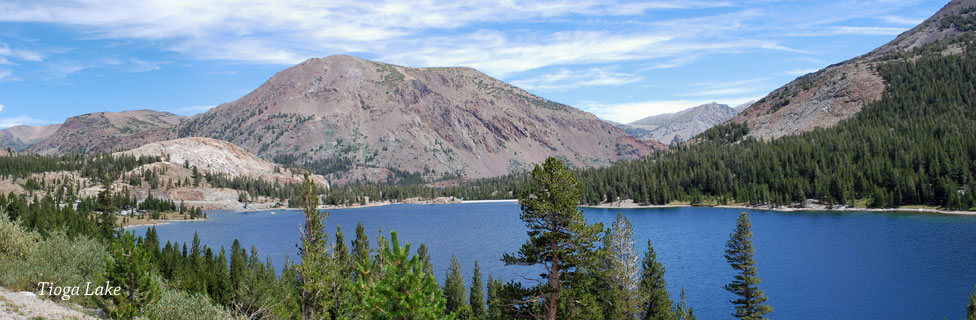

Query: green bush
[143,285,235,320]
[0,215,108,308]
[0,212,40,260]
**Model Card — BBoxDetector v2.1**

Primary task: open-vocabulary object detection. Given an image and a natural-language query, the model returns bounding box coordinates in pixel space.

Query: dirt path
[0,286,96,319]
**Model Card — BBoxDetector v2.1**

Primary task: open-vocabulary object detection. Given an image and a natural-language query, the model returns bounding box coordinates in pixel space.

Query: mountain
[0,124,61,152]
[620,102,739,144]
[731,0,976,139]
[175,55,654,181]
[29,110,186,155]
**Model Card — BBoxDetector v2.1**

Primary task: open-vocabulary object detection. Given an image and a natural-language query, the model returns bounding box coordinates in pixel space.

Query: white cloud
[679,78,770,98]
[511,67,643,91]
[0,69,10,79]
[0,1,794,76]
[0,43,43,62]
[0,115,48,129]
[0,104,4,112]
[583,96,759,123]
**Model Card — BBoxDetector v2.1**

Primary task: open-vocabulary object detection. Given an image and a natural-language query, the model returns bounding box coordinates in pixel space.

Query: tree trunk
[547,241,560,320]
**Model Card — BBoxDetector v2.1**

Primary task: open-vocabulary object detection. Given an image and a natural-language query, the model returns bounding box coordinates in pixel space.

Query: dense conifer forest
[314,40,976,212]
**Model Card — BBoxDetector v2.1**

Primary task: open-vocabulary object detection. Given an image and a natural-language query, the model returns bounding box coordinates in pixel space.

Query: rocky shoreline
[581,199,976,216]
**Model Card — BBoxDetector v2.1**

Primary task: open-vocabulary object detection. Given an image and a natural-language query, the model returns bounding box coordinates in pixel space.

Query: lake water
[132,203,976,319]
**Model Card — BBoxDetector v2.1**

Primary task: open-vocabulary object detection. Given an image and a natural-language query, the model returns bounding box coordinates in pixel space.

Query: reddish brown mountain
[174,55,653,181]
[29,110,185,155]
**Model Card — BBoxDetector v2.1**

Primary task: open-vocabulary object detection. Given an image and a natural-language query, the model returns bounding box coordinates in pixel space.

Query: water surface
[133,203,976,319]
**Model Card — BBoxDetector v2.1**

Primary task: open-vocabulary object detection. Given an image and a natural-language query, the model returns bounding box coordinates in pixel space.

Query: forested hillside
[578,38,976,210]
[315,38,976,212]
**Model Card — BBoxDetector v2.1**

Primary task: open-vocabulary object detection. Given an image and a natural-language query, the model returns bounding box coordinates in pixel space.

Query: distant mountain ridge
[0,56,654,183]
[731,0,976,139]
[26,110,186,155]
[618,102,739,144]
[0,124,61,152]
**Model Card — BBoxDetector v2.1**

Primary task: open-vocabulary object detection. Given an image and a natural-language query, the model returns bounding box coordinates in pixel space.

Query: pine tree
[444,254,468,313]
[638,239,675,320]
[604,213,641,319]
[350,231,451,319]
[724,212,772,320]
[102,231,160,319]
[418,243,434,277]
[675,289,696,320]
[297,173,333,319]
[352,221,370,270]
[470,260,486,319]
[502,157,603,320]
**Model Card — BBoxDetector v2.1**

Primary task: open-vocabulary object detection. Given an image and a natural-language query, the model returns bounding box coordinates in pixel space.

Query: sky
[0,0,948,127]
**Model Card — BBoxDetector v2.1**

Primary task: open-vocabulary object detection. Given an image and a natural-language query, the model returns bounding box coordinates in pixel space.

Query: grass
[853,198,872,209]
[122,211,205,227]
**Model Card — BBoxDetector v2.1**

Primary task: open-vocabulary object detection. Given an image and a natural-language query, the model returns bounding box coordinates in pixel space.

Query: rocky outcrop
[620,102,739,143]
[731,0,976,140]
[116,137,327,187]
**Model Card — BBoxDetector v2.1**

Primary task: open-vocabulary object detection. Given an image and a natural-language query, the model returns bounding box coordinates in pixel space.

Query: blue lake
[132,203,976,319]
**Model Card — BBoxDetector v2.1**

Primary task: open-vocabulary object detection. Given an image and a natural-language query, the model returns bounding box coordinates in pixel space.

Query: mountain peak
[177,57,654,182]
[621,102,738,144]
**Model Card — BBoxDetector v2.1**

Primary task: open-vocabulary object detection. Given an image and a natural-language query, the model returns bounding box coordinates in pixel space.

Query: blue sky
[0,0,947,127]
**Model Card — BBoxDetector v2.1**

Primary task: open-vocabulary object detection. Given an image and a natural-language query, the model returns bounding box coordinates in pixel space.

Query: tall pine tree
[638,238,675,320]
[724,212,772,320]
[444,254,469,313]
[603,213,641,319]
[470,260,486,319]
[297,173,333,319]
[503,157,603,320]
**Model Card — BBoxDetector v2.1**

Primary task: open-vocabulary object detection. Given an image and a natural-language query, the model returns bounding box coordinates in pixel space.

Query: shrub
[0,215,108,308]
[143,285,235,320]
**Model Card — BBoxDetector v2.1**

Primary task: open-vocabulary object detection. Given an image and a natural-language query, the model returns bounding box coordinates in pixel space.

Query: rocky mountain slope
[0,124,61,152]
[731,0,976,139]
[619,102,739,144]
[28,110,186,155]
[175,55,654,181]
[116,137,324,186]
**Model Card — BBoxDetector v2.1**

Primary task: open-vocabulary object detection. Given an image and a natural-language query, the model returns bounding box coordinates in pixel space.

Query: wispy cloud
[0,115,48,129]
[679,78,770,98]
[0,104,4,112]
[0,1,796,77]
[511,67,643,91]
[0,43,43,62]
[0,69,10,80]
[788,26,908,37]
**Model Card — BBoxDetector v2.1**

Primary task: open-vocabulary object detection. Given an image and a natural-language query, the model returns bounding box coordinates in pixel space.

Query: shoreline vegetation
[214,197,976,216]
[121,210,209,228]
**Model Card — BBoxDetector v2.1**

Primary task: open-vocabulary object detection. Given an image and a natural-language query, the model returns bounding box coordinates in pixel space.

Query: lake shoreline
[581,199,976,216]
[122,218,209,229]
[205,198,975,217]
